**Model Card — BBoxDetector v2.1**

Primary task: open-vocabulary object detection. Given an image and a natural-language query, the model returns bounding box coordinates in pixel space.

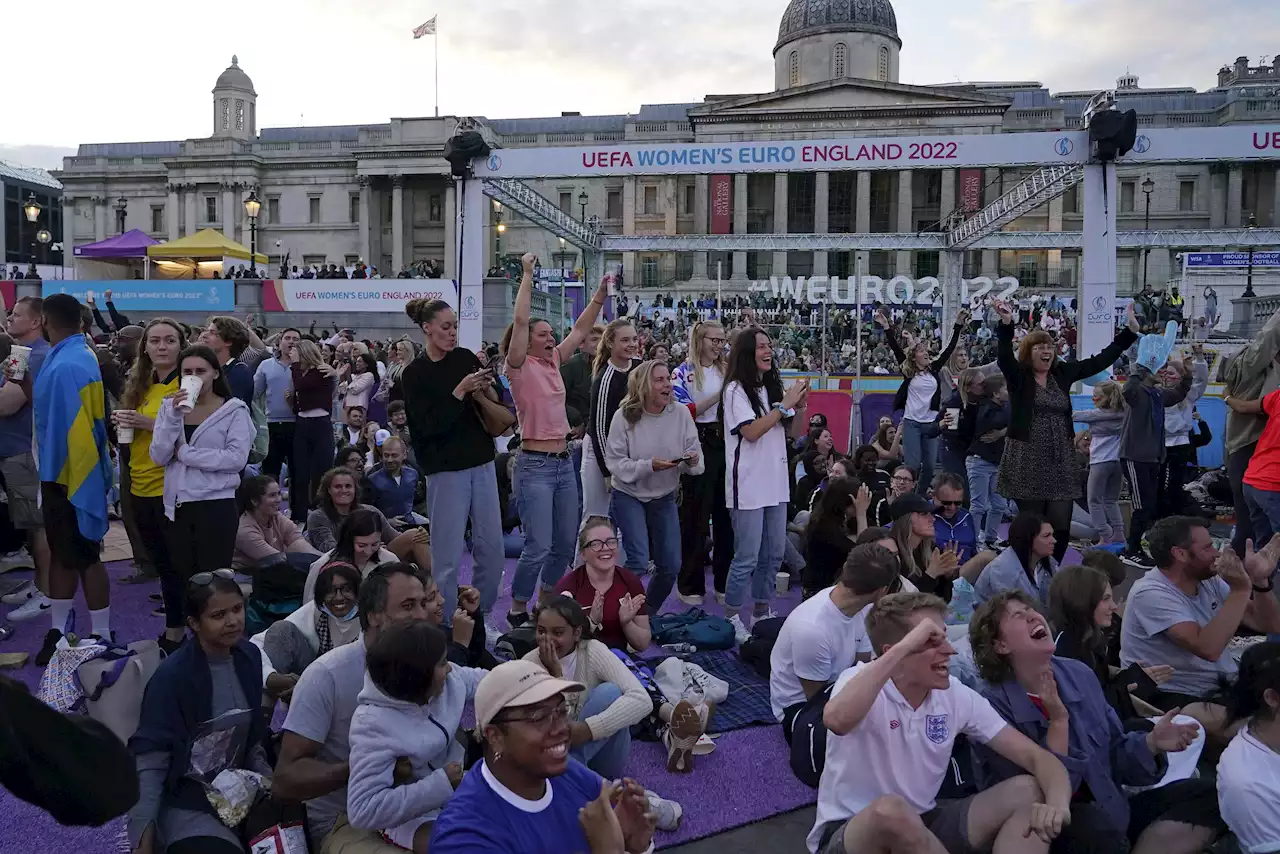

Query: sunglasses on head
[190,568,236,587]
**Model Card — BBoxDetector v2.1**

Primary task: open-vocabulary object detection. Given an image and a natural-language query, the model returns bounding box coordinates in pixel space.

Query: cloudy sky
[5,0,1274,169]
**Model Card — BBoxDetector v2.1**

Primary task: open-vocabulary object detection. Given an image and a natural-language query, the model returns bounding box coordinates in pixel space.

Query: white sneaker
[8,592,51,622]
[728,613,752,645]
[0,547,33,570]
[645,792,683,832]
[1,581,34,606]
[675,591,704,607]
[756,607,780,621]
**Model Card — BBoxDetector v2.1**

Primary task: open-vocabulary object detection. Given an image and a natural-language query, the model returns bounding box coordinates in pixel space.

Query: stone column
[93,196,106,242]
[896,170,913,276]
[166,185,180,241]
[732,173,748,280]
[1227,166,1244,228]
[221,183,236,241]
[939,169,956,220]
[184,186,197,237]
[814,172,830,277]
[773,173,788,277]
[391,175,405,272]
[662,177,678,284]
[693,174,709,280]
[358,177,372,267]
[855,171,871,275]
[1209,170,1227,229]
[623,177,637,287]
[443,179,457,278]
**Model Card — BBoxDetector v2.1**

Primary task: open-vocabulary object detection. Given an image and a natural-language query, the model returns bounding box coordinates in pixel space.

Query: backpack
[738,616,783,679]
[494,624,537,661]
[650,608,735,651]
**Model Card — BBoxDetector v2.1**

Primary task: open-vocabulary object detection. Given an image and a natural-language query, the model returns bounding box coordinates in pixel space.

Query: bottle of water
[949,578,977,625]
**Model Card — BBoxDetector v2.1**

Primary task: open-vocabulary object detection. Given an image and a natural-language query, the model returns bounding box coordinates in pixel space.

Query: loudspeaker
[445,132,492,177]
[1089,109,1138,163]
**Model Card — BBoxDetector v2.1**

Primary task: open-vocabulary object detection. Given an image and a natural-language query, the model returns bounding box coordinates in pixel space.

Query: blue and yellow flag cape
[33,335,112,543]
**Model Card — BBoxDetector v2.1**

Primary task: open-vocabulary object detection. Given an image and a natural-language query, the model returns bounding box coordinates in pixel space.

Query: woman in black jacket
[874,308,968,494]
[940,367,987,485]
[994,299,1140,561]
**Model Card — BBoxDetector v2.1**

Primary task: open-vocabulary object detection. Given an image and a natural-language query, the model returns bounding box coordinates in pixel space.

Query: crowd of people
[1,247,1279,854]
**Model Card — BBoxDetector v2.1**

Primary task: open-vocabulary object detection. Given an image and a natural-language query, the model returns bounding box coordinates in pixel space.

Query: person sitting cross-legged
[807,591,1073,854]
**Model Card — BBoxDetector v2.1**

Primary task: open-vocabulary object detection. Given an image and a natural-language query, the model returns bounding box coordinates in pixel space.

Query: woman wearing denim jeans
[603,361,704,614]
[875,308,968,495]
[401,297,506,620]
[967,374,1011,549]
[721,327,811,644]
[504,253,608,625]
[1073,381,1126,545]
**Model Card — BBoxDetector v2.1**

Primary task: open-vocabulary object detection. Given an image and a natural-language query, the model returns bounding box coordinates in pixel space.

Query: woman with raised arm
[994,299,1139,562]
[504,253,608,627]
[875,307,969,493]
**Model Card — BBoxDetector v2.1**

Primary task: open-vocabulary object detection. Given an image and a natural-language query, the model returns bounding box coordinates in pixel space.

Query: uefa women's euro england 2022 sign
[748,275,1021,308]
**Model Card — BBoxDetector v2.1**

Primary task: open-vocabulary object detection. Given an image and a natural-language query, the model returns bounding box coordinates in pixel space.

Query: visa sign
[748,275,1020,307]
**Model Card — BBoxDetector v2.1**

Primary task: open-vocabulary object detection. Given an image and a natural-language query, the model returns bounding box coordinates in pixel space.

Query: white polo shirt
[723,381,790,511]
[769,587,872,721]
[806,664,1009,854]
[1218,725,1280,853]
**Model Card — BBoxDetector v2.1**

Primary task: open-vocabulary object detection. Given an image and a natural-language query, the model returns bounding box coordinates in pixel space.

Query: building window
[205,196,218,223]
[558,192,572,215]
[1179,180,1195,211]
[1120,181,1135,213]
[1062,185,1079,214]
[344,254,360,267]
[385,195,394,222]
[235,99,244,131]
[268,197,280,224]
[303,254,326,268]
[429,194,442,222]
[309,197,321,224]
[249,103,256,135]
[350,194,360,223]
[834,43,847,78]
[641,256,659,286]
[607,190,623,220]
[684,185,695,215]
[878,47,889,81]
[151,207,164,233]
[220,99,229,130]
[643,185,658,215]
[789,51,799,87]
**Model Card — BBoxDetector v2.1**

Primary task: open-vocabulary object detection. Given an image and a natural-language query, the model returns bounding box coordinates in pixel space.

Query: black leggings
[292,416,333,513]
[677,425,734,598]
[168,498,239,621]
[132,495,181,629]
[1013,498,1073,563]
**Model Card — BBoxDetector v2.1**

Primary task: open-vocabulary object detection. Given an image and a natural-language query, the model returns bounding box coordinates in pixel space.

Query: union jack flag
[413,16,437,38]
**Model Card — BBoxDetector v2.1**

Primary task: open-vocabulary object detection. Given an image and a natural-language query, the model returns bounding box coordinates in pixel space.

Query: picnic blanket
[650,649,776,734]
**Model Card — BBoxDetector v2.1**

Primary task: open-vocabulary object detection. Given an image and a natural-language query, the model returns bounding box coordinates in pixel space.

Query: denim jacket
[976,656,1165,834]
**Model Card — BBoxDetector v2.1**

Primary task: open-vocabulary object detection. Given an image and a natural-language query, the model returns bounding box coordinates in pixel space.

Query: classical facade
[55,1,1280,300]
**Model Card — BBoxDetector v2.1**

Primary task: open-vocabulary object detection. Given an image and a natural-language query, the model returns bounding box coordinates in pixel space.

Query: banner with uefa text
[261,279,459,312]
[42,280,235,312]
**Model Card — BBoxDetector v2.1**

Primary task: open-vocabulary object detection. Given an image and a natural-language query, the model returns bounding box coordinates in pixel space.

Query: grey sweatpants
[1088,460,1125,544]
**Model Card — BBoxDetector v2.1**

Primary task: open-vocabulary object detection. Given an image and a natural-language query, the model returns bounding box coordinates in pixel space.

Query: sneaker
[120,567,160,585]
[35,629,62,666]
[7,592,51,622]
[1121,550,1156,569]
[714,590,726,607]
[675,591,704,607]
[0,547,33,571]
[1,581,34,606]
[665,700,708,774]
[727,613,751,646]
[506,610,531,630]
[645,792,683,832]
[755,607,779,622]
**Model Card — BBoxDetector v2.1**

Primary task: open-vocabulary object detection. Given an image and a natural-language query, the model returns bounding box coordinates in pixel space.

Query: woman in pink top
[503,251,608,624]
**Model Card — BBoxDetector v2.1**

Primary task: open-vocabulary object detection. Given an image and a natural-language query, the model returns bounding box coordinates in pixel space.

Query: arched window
[878,47,889,81]
[834,43,847,78]
[789,51,800,86]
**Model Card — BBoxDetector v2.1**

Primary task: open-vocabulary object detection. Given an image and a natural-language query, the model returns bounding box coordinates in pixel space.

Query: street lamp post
[36,230,52,265]
[1243,212,1259,299]
[23,195,42,270]
[578,190,588,224]
[115,196,128,234]
[1141,176,1154,290]
[243,191,262,278]
[492,200,505,268]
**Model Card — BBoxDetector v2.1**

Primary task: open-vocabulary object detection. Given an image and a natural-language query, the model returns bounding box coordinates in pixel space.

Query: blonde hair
[892,518,934,580]
[619,360,669,424]
[956,367,985,406]
[1092,380,1124,412]
[866,592,949,656]
[593,318,636,377]
[683,321,727,392]
[900,340,930,379]
[295,339,326,371]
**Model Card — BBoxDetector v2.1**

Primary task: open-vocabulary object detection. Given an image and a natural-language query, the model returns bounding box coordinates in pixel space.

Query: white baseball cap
[474,660,585,731]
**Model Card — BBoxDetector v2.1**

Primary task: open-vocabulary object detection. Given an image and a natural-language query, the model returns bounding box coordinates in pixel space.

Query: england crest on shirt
[925,714,949,744]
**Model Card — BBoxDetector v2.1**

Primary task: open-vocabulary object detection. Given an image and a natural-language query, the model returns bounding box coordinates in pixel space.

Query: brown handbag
[473,390,516,437]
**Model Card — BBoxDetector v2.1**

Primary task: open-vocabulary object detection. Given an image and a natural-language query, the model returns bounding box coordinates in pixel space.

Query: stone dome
[214,55,256,94]
[775,0,901,54]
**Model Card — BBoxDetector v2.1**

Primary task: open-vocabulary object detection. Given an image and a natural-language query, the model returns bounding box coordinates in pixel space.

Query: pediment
[690,79,1011,118]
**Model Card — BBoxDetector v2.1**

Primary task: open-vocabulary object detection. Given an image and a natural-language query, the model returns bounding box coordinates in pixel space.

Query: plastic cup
[178,376,203,411]
[115,410,136,444]
[6,345,31,381]
[776,572,791,594]
[946,407,960,427]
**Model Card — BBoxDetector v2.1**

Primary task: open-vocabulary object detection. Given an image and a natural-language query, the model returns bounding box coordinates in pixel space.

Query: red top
[554,565,648,650]
[1245,390,1280,492]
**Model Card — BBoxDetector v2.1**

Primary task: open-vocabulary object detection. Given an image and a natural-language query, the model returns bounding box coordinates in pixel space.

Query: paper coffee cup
[6,345,31,381]
[946,407,960,426]
[115,410,136,444]
[178,376,203,411]
[776,572,791,594]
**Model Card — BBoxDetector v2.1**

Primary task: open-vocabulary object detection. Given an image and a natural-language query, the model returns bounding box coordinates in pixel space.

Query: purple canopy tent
[73,229,158,258]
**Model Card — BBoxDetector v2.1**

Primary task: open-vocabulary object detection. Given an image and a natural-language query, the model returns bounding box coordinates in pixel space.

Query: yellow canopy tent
[146,228,268,264]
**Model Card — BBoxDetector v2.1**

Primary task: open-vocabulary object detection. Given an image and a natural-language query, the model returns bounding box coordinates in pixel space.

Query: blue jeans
[966,456,1009,544]
[512,452,578,603]
[1244,484,1280,549]
[610,489,681,614]
[725,503,787,610]
[427,461,506,617]
[571,683,631,780]
[900,418,938,494]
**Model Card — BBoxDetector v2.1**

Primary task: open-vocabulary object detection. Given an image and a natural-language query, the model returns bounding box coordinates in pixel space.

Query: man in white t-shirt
[771,543,899,739]
[809,593,1072,854]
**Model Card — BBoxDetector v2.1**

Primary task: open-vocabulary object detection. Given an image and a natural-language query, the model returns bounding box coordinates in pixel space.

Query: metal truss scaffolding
[948,165,1085,249]
[481,177,601,251]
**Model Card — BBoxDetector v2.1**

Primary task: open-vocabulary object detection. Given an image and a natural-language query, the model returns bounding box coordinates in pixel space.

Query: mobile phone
[1117,663,1160,704]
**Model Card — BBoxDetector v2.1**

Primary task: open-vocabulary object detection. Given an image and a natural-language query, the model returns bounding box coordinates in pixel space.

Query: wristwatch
[773,403,796,418]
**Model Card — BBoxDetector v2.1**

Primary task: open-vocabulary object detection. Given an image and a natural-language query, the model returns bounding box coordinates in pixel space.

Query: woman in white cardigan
[523,595,650,780]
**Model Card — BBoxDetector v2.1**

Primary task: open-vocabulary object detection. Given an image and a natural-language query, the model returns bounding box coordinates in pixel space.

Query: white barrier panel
[261,279,457,312]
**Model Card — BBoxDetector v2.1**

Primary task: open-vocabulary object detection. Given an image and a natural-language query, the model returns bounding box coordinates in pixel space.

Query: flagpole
[434,30,439,117]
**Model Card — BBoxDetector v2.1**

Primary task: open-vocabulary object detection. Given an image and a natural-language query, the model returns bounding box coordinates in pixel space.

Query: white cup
[6,345,32,381]
[946,407,960,427]
[776,571,791,594]
[115,410,136,444]
[178,375,203,411]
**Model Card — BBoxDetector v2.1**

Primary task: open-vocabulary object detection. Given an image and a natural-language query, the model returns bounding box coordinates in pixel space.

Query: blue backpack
[650,608,735,651]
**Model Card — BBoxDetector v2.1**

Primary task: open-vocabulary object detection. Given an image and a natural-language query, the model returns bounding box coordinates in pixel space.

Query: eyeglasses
[326,584,356,598]
[892,474,915,483]
[190,568,235,587]
[495,700,571,729]
[938,500,963,508]
[584,537,620,552]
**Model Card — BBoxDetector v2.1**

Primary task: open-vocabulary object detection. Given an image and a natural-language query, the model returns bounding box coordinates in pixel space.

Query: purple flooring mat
[0,552,816,852]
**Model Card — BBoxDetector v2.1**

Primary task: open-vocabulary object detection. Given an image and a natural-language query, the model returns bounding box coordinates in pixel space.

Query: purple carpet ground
[0,553,816,853]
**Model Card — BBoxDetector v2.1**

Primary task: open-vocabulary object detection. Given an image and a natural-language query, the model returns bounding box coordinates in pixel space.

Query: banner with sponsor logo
[261,279,458,312]
[1185,251,1280,268]
[42,280,235,312]
[960,170,983,212]
[710,175,732,234]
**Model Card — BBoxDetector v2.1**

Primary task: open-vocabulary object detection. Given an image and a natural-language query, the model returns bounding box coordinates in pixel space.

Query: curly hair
[969,590,1040,685]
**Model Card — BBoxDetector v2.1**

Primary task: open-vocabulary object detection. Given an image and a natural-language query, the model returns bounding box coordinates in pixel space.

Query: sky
[4,0,1275,170]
